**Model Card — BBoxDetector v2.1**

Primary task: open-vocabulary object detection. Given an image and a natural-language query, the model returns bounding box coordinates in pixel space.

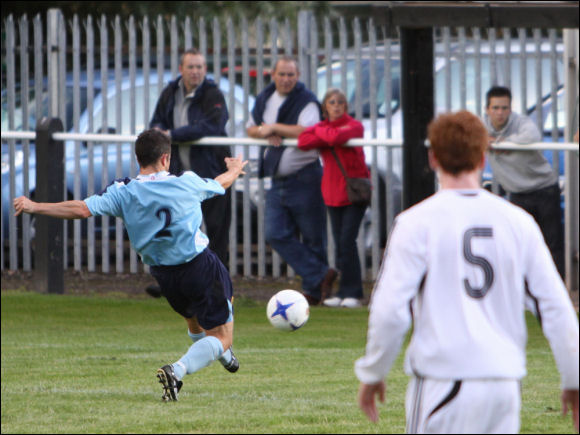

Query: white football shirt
[355,189,579,389]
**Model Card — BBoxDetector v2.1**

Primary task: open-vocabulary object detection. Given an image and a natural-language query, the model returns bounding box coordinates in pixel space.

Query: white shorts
[405,377,521,434]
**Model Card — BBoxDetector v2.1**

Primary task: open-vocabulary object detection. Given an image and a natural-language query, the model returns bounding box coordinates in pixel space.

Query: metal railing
[1,131,405,147]
[1,130,404,280]
[3,129,578,291]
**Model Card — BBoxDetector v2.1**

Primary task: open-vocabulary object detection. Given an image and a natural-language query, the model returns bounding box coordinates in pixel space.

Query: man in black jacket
[146,49,231,297]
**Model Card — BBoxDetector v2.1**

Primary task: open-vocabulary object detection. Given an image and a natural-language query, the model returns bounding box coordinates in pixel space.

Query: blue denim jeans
[265,162,329,297]
[327,204,366,299]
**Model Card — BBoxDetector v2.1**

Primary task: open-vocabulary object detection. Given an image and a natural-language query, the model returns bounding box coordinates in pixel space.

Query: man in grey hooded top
[484,86,564,278]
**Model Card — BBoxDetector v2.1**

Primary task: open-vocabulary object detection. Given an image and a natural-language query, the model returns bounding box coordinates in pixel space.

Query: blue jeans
[265,162,328,297]
[328,204,366,299]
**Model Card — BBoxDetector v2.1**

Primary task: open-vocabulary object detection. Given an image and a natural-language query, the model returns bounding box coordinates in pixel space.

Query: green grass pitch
[1,290,576,433]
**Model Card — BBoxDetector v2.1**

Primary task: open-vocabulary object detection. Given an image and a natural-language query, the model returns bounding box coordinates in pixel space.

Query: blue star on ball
[270,299,294,321]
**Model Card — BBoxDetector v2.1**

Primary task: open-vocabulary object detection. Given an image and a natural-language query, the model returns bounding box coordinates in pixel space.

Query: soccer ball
[266,289,310,331]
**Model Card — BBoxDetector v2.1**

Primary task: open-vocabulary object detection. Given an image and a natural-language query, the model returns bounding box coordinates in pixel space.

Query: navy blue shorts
[150,249,233,330]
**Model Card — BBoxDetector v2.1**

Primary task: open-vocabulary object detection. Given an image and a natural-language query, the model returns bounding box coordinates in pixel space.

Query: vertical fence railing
[86,15,96,272]
[1,10,577,289]
[5,16,16,271]
[72,14,82,272]
[226,16,237,275]
[255,16,266,279]
[563,29,579,294]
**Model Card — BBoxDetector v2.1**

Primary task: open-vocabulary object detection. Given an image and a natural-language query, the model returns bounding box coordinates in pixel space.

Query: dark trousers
[509,183,564,279]
[328,204,367,299]
[202,188,231,267]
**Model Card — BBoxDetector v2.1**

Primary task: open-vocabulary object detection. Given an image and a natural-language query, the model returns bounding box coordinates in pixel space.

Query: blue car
[2,70,253,240]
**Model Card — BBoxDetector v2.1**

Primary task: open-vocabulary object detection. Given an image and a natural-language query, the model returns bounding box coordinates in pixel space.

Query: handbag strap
[329,148,350,180]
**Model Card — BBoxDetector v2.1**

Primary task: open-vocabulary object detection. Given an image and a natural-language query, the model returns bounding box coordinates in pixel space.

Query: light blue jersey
[84,170,225,266]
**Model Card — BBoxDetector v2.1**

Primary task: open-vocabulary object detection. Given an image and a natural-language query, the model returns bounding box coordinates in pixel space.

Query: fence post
[563,29,579,293]
[47,9,60,118]
[297,10,311,89]
[34,117,64,294]
[401,27,435,209]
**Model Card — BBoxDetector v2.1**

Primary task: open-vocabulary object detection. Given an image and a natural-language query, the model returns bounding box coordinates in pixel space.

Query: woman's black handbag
[329,149,371,207]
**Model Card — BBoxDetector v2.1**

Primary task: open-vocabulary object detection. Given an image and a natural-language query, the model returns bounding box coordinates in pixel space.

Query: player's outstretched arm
[214,156,248,189]
[358,381,386,423]
[13,196,92,220]
[561,389,579,432]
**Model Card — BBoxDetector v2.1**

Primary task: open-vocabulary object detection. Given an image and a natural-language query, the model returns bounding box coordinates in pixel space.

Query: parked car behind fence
[2,70,253,270]
[315,37,566,248]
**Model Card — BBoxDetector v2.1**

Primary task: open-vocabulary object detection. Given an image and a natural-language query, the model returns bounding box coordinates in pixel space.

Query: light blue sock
[187,330,231,366]
[188,330,206,343]
[172,336,224,380]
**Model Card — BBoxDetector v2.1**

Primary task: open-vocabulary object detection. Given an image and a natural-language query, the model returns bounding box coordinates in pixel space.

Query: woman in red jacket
[298,88,370,308]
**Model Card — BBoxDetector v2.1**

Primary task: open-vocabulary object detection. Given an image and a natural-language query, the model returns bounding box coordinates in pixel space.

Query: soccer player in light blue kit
[13,129,248,402]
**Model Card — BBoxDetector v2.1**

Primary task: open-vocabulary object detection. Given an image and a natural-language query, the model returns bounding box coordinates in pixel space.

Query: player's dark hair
[486,86,512,108]
[428,110,487,176]
[135,129,171,168]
